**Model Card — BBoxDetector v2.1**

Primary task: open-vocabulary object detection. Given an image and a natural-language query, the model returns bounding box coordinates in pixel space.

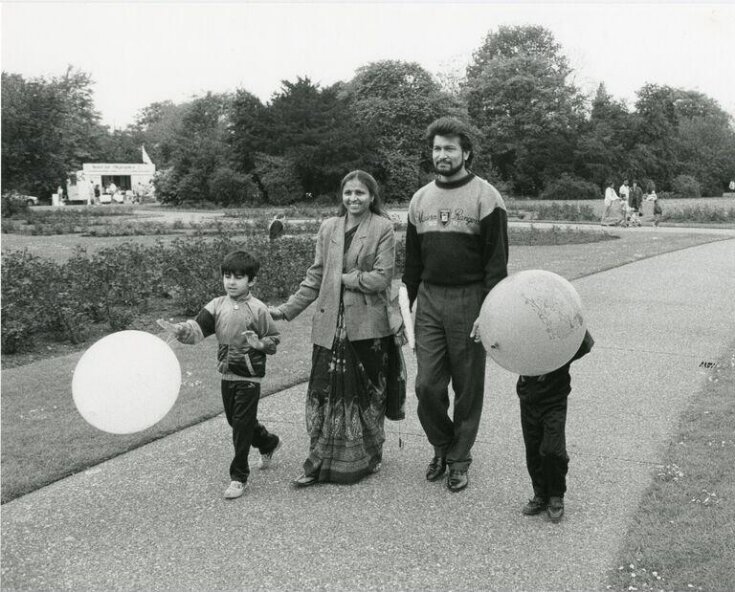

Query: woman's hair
[425,116,475,167]
[220,250,260,279]
[337,170,388,217]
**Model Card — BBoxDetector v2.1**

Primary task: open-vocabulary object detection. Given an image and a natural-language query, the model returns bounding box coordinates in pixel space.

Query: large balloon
[72,330,181,434]
[478,270,586,376]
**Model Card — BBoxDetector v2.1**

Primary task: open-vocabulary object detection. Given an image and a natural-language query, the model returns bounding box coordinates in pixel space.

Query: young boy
[162,250,282,499]
[517,330,594,523]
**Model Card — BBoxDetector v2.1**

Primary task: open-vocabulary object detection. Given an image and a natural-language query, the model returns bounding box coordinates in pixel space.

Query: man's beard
[433,160,465,178]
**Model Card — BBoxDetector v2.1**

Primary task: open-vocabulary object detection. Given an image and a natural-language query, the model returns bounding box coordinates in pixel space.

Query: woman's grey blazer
[277,212,400,349]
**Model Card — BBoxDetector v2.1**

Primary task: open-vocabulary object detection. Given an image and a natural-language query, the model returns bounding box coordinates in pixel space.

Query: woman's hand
[268,307,285,321]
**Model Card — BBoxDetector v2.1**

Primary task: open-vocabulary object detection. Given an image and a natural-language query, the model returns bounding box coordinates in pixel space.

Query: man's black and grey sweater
[402,173,509,306]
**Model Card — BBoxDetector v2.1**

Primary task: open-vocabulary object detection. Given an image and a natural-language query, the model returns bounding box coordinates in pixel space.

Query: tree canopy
[3,26,734,203]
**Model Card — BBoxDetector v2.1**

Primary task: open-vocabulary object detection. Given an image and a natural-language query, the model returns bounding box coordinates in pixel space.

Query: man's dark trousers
[414,282,486,472]
[221,380,279,483]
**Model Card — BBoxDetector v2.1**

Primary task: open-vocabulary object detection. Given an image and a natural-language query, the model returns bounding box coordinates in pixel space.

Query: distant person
[518,331,594,523]
[627,181,643,227]
[601,181,621,225]
[646,190,662,226]
[629,180,643,213]
[162,250,282,500]
[618,179,630,205]
[729,180,735,194]
[403,116,509,493]
[268,170,404,487]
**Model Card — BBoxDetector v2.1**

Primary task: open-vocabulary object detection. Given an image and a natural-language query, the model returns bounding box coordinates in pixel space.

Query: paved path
[2,239,734,591]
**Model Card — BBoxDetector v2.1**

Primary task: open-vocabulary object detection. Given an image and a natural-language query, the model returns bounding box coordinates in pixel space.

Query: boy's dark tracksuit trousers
[517,379,570,500]
[221,380,279,483]
[516,331,594,500]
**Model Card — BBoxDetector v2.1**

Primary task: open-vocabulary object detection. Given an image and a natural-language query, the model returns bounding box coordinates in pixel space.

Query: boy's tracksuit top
[176,294,279,382]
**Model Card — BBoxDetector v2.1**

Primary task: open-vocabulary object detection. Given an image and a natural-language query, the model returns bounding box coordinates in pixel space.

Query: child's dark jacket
[516,331,594,404]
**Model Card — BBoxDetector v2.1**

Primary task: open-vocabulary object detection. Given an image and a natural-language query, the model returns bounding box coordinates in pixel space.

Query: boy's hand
[242,330,263,350]
[157,318,184,338]
[469,317,482,343]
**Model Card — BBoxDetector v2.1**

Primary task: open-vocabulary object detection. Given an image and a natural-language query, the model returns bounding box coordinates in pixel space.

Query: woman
[601,181,622,226]
[269,170,404,486]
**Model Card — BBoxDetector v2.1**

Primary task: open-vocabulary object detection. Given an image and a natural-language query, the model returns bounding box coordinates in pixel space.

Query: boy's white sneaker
[224,480,245,499]
[258,439,282,470]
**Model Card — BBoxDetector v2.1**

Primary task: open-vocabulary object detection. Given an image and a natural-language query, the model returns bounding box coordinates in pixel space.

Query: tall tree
[345,60,463,200]
[129,100,188,169]
[671,90,735,195]
[575,83,633,187]
[630,84,680,189]
[153,92,237,204]
[228,89,268,174]
[263,77,374,198]
[465,25,585,195]
[2,68,105,198]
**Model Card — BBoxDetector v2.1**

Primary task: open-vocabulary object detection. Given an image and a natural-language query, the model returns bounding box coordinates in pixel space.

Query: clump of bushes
[1,225,612,355]
[0,235,317,354]
[540,174,601,201]
[666,205,735,223]
[671,174,701,199]
[534,203,598,222]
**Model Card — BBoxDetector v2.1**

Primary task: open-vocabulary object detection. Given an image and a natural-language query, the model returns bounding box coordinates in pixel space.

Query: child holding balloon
[517,330,594,523]
[159,250,282,500]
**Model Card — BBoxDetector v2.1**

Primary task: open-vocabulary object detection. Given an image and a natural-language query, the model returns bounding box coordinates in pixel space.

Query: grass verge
[606,343,735,592]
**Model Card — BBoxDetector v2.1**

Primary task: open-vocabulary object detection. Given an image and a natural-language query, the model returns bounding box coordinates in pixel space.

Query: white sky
[2,2,734,129]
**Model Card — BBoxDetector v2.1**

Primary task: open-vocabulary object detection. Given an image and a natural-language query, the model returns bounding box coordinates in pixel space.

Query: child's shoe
[258,438,282,470]
[522,495,547,515]
[547,496,564,523]
[224,480,245,499]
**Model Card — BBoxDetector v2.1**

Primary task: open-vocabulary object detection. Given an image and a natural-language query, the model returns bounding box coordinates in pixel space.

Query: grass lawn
[0,229,730,504]
[606,342,735,592]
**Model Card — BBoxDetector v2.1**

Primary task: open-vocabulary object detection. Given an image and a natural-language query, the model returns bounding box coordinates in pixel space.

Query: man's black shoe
[447,469,468,492]
[547,496,564,523]
[425,457,447,481]
[522,495,548,516]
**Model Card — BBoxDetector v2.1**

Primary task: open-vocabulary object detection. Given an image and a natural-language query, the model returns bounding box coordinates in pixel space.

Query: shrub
[667,205,735,223]
[208,167,260,206]
[671,175,701,199]
[534,203,598,222]
[252,153,302,206]
[1,193,30,218]
[539,174,600,201]
[152,168,178,204]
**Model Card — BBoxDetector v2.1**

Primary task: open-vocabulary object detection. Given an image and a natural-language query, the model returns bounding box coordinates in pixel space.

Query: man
[629,181,644,225]
[402,116,509,492]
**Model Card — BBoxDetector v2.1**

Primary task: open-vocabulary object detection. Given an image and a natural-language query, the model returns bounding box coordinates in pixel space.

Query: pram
[623,203,642,227]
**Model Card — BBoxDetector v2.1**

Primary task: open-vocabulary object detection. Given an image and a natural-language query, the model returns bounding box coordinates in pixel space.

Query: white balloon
[72,330,181,434]
[479,270,586,376]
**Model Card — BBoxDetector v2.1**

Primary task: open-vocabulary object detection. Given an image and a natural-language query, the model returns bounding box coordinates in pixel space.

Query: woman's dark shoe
[425,456,447,481]
[447,469,468,492]
[291,474,318,488]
